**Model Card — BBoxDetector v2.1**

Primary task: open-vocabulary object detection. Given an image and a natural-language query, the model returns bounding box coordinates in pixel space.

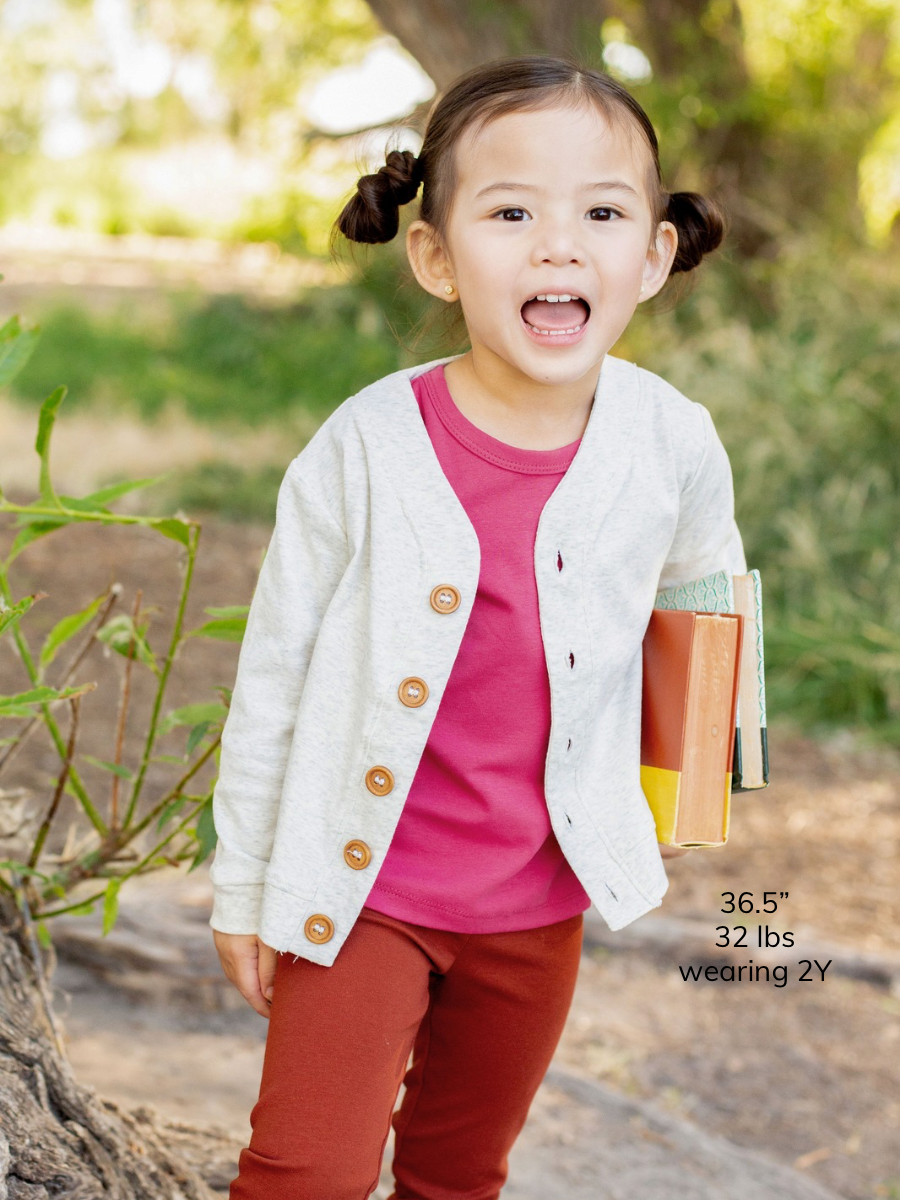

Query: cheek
[602,231,652,277]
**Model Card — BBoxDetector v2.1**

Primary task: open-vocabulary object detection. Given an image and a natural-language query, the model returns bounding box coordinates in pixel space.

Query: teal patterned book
[655,569,768,791]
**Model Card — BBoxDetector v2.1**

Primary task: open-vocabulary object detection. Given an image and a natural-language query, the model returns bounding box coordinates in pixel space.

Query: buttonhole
[557,550,564,572]
[567,738,572,751]
[568,652,575,669]
[605,884,618,902]
[565,812,573,825]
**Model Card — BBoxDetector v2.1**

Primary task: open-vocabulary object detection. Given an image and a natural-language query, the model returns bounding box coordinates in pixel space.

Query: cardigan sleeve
[209,456,350,935]
[657,402,747,591]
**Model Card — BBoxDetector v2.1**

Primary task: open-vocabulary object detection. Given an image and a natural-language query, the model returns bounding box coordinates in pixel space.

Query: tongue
[522,298,588,330]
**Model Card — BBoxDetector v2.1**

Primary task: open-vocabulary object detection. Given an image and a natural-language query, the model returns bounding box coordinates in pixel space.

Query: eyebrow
[474,180,641,200]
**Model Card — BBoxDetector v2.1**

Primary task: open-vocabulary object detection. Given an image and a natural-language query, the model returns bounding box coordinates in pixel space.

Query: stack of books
[642,569,768,848]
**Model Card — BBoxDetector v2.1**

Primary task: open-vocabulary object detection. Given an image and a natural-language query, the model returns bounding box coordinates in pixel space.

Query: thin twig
[109,589,141,831]
[0,586,120,776]
[28,697,81,869]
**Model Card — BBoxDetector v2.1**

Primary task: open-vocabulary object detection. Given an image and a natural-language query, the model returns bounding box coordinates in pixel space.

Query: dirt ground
[3,516,900,1200]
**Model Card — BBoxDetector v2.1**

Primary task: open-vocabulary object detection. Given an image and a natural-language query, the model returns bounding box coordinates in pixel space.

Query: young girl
[210,54,745,1200]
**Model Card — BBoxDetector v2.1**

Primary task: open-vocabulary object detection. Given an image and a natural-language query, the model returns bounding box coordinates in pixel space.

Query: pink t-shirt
[365,364,591,932]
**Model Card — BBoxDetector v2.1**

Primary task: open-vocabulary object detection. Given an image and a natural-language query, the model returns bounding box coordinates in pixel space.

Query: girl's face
[408,102,677,396]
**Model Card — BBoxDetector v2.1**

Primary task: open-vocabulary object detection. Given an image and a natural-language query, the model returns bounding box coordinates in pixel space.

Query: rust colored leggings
[228,906,584,1200]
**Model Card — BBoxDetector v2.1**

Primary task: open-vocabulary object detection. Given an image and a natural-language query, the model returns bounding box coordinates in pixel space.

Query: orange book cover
[641,609,743,847]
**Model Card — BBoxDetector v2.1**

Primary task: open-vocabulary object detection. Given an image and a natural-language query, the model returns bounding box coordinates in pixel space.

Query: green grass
[9,286,406,427]
[154,460,284,523]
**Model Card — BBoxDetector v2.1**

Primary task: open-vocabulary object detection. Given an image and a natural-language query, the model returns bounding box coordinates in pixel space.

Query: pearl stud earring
[444,284,455,295]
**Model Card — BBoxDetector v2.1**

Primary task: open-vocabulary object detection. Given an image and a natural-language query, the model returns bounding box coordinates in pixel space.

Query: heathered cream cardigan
[208,353,746,966]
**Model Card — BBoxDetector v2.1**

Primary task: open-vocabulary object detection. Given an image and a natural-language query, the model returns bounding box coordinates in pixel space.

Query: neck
[443,348,602,451]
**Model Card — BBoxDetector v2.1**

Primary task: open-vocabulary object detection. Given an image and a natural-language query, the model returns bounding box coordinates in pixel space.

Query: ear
[639,221,678,301]
[406,220,457,302]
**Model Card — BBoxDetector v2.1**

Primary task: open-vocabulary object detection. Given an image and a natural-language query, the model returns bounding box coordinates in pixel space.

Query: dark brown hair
[334,55,724,274]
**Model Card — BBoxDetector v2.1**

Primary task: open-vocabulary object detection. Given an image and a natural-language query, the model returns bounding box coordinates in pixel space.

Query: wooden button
[365,766,394,796]
[343,840,372,870]
[304,914,334,944]
[398,676,429,708]
[430,584,461,613]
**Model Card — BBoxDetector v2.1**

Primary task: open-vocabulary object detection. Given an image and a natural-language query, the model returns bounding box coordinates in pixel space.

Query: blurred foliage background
[1,0,899,738]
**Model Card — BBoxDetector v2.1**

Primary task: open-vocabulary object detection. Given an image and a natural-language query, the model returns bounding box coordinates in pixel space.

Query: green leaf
[0,594,39,638]
[149,518,191,546]
[64,901,97,918]
[186,721,211,757]
[0,316,40,388]
[39,592,107,672]
[36,920,52,950]
[35,387,67,507]
[56,495,111,516]
[0,682,93,716]
[156,795,187,831]
[5,520,68,565]
[82,755,133,780]
[159,702,227,735]
[96,616,158,673]
[102,877,122,935]
[0,860,51,882]
[188,799,218,872]
[189,617,246,642]
[82,476,168,507]
[204,605,251,619]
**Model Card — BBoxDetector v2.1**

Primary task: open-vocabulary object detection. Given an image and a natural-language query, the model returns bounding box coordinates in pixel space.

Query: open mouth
[520,293,591,336]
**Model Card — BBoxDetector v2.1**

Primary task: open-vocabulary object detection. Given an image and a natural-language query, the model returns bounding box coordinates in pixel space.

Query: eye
[493,207,529,221]
[588,207,621,221]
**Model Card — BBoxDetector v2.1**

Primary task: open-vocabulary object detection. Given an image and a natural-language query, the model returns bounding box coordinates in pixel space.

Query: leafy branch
[0,315,248,949]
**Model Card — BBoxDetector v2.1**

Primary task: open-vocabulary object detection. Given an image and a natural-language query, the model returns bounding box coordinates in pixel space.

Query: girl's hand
[658,843,691,859]
[212,930,279,1018]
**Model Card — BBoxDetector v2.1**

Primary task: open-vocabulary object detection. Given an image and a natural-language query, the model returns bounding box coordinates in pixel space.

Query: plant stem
[1,500,175,527]
[31,889,107,920]
[28,697,80,868]
[123,523,200,827]
[110,589,141,831]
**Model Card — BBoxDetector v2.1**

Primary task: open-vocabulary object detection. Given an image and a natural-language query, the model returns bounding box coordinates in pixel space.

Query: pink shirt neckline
[426,364,584,474]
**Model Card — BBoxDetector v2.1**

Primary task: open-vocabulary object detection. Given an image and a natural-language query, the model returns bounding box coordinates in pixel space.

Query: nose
[531,216,586,266]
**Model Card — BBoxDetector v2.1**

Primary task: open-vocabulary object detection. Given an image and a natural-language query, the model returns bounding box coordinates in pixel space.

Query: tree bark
[0,893,220,1199]
[364,0,612,90]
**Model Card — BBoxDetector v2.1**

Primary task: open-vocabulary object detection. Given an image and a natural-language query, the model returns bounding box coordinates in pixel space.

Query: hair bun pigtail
[336,149,423,245]
[665,191,725,274]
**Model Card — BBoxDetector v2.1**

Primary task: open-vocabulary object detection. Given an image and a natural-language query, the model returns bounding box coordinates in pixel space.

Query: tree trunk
[0,893,219,1199]
[364,0,612,89]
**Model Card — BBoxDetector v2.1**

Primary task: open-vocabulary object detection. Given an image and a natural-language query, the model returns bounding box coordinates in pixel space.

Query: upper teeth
[534,294,576,302]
